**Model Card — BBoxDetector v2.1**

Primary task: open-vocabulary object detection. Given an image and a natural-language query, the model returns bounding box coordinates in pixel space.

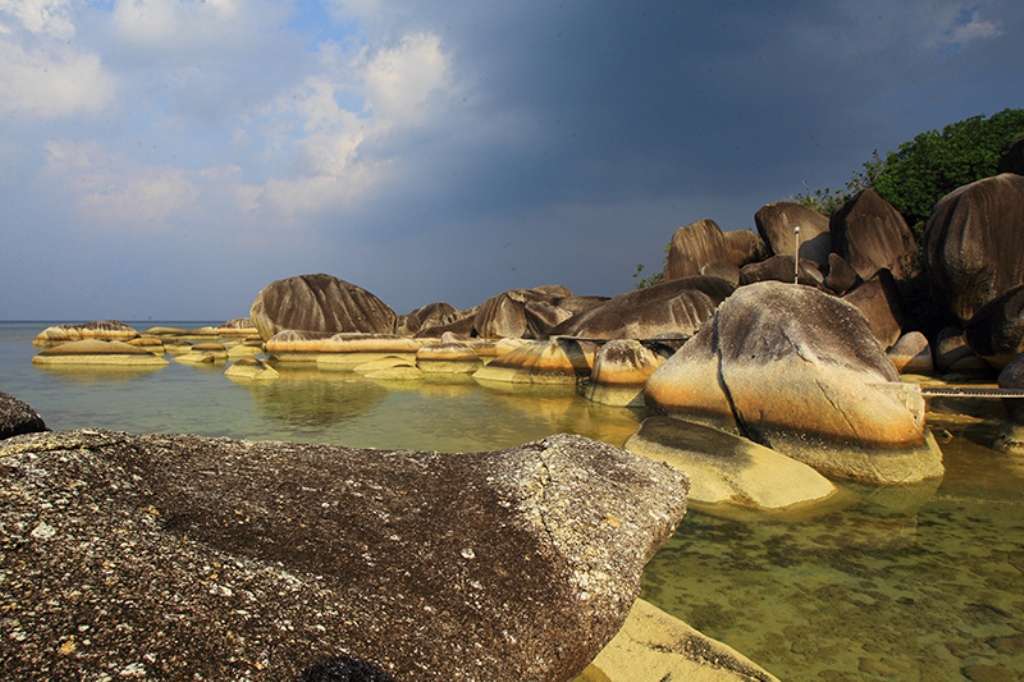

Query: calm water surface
[2,322,1022,680]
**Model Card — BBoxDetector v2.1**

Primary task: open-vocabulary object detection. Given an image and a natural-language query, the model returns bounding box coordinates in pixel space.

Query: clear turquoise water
[3,322,1023,680]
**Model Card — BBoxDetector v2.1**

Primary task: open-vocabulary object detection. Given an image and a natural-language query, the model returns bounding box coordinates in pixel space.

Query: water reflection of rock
[238,367,388,427]
[33,363,167,385]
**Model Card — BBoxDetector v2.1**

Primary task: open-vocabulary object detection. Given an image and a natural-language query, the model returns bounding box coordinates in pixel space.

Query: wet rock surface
[0,391,47,440]
[250,273,399,341]
[0,430,686,681]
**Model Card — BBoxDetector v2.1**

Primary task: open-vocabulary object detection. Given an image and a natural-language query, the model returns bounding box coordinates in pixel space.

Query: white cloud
[364,32,450,123]
[0,39,115,118]
[111,0,287,50]
[944,12,1002,45]
[45,140,200,229]
[0,0,74,38]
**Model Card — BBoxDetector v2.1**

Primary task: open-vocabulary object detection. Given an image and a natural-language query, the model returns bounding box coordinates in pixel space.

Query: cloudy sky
[1,0,1021,320]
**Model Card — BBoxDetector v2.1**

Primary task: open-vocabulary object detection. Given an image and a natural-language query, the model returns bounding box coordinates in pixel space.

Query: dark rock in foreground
[0,430,687,681]
[0,391,47,440]
[249,273,398,341]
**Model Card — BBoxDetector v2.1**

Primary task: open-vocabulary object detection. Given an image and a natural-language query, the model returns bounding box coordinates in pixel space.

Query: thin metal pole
[793,225,801,284]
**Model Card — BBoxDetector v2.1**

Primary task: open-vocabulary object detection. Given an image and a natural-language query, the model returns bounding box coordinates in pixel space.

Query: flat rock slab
[578,598,779,682]
[625,417,835,510]
[0,430,687,681]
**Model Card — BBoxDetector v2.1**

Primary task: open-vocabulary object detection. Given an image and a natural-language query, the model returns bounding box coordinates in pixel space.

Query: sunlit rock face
[416,340,482,374]
[0,391,46,440]
[552,277,733,341]
[754,201,831,267]
[473,339,594,385]
[32,321,139,347]
[32,339,169,367]
[224,357,279,382]
[723,229,769,268]
[645,282,944,485]
[829,188,917,281]
[250,273,398,341]
[583,340,666,407]
[925,173,1024,324]
[626,417,836,510]
[0,430,687,681]
[664,218,731,281]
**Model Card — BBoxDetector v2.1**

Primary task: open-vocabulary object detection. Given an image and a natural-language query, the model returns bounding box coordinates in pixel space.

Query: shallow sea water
[3,322,1023,680]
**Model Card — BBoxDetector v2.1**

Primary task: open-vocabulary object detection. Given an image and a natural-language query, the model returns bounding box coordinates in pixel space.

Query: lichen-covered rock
[32,340,169,367]
[552,277,733,341]
[579,599,779,682]
[964,285,1024,369]
[625,417,835,510]
[0,430,687,681]
[250,273,398,341]
[739,255,824,287]
[645,282,944,485]
[829,189,917,281]
[398,302,460,336]
[583,341,666,407]
[887,332,933,375]
[842,271,905,350]
[0,392,46,440]
[224,357,279,381]
[32,321,139,347]
[473,340,594,385]
[924,174,1024,323]
[754,202,831,267]
[665,219,731,281]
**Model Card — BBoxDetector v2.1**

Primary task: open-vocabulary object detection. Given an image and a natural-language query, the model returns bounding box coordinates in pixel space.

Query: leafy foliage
[632,263,664,289]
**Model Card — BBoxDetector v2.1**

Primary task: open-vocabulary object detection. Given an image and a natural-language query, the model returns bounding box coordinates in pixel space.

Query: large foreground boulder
[924,173,1024,323]
[249,273,398,341]
[552,277,734,340]
[0,392,46,440]
[32,321,138,347]
[0,430,687,681]
[626,417,836,510]
[645,282,944,485]
[829,188,917,281]
[754,202,831,267]
[964,285,1024,369]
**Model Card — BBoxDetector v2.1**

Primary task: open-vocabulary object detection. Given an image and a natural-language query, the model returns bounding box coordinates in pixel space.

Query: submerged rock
[32,321,138,347]
[829,188,917,281]
[625,417,835,510]
[552,277,733,341]
[0,430,687,681]
[645,282,944,485]
[583,341,666,407]
[754,202,831,267]
[0,392,46,440]
[224,357,279,381]
[579,598,778,682]
[887,332,934,375]
[924,173,1024,323]
[33,340,169,367]
[250,273,398,341]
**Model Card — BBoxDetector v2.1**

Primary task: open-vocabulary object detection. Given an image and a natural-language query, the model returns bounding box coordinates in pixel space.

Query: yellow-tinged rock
[473,339,593,385]
[33,321,139,347]
[583,340,666,407]
[32,340,168,367]
[416,341,482,374]
[578,599,778,682]
[224,358,279,381]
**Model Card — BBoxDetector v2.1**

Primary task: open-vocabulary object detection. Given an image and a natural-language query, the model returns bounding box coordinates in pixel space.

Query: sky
[0,0,1022,320]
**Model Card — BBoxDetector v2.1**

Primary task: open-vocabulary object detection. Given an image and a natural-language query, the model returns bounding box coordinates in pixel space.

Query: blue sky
[0,0,1021,320]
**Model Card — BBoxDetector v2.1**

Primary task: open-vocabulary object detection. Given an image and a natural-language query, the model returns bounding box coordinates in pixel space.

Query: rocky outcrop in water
[416,339,482,374]
[645,281,944,485]
[829,188,917,281]
[0,429,687,681]
[924,174,1024,323]
[964,285,1024,369]
[625,417,835,510]
[754,202,831,267]
[33,340,169,367]
[552,277,733,340]
[473,339,594,385]
[32,321,139,347]
[583,340,666,407]
[0,392,46,440]
[250,273,398,341]
[224,357,279,381]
